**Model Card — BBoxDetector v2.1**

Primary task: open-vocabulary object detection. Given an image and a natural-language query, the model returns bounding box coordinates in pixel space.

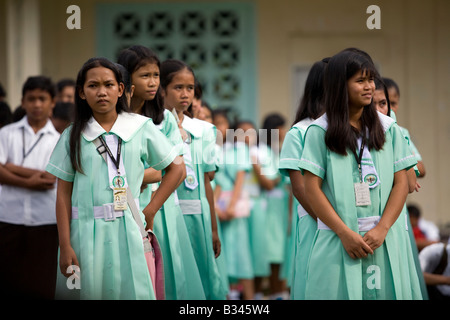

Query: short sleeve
[299,125,327,179]
[235,142,251,172]
[142,121,178,171]
[46,127,75,182]
[214,144,223,172]
[409,139,422,162]
[400,126,422,161]
[201,124,218,173]
[163,110,183,156]
[258,144,279,179]
[279,127,304,176]
[213,146,227,188]
[0,126,9,164]
[398,126,420,176]
[391,124,417,173]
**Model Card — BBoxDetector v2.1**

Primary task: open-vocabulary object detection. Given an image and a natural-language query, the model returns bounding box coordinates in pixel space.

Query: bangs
[346,52,379,80]
[117,45,160,75]
[134,57,160,73]
[360,65,378,78]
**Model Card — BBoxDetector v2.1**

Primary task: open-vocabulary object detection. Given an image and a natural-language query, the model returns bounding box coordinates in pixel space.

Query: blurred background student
[0,76,60,299]
[260,113,290,300]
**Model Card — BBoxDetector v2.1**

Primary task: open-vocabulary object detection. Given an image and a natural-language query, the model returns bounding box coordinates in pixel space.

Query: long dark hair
[374,77,391,117]
[117,45,164,124]
[70,57,129,173]
[261,113,286,148]
[324,49,385,156]
[212,108,231,126]
[160,59,195,90]
[382,77,400,97]
[160,59,195,117]
[115,63,133,95]
[292,58,328,126]
[187,78,203,115]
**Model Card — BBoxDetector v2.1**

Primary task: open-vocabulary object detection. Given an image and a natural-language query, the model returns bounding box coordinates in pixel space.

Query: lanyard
[22,127,44,164]
[98,135,122,175]
[352,136,366,183]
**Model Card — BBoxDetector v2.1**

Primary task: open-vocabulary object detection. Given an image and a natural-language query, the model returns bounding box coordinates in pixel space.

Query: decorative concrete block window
[97,2,257,121]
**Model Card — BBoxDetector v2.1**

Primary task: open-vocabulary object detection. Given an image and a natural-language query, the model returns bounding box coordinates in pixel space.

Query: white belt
[265,188,284,198]
[246,185,260,198]
[179,199,202,215]
[72,198,139,221]
[297,204,308,219]
[317,216,381,232]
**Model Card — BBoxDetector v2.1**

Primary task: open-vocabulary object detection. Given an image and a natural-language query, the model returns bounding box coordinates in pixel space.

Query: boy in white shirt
[419,241,450,300]
[0,76,60,299]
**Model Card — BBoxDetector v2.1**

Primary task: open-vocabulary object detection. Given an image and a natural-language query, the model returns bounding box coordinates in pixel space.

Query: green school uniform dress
[299,112,423,300]
[264,146,289,267]
[277,174,296,287]
[177,115,228,300]
[279,117,316,299]
[244,143,277,278]
[47,112,178,300]
[211,144,230,294]
[216,141,254,281]
[390,112,429,300]
[281,191,298,288]
[149,109,206,300]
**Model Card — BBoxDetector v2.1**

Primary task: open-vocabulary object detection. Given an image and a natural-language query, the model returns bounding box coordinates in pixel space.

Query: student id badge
[113,187,127,211]
[184,165,198,190]
[354,182,371,206]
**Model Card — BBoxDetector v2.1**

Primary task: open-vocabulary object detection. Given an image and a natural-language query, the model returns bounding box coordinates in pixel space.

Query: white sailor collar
[377,111,395,133]
[181,115,204,138]
[82,112,149,142]
[312,112,395,133]
[292,117,314,132]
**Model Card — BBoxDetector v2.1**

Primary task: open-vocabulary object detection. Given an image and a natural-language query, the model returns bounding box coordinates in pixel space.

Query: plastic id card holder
[354,182,371,206]
[113,187,128,211]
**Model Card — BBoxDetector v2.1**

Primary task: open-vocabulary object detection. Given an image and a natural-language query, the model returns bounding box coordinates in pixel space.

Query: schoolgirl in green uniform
[299,49,423,299]
[160,59,227,299]
[261,113,290,299]
[47,57,183,299]
[279,59,327,299]
[235,120,279,299]
[373,77,428,299]
[117,46,205,299]
[213,110,254,300]
[383,77,426,178]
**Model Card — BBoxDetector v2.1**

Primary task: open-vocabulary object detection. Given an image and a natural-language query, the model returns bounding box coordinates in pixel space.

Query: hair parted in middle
[70,57,129,173]
[117,45,165,124]
[323,48,385,156]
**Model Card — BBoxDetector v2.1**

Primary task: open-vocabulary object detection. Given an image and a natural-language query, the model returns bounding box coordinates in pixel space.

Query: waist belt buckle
[103,204,117,221]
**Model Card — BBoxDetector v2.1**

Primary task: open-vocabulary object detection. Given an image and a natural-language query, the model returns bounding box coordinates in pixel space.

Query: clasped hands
[339,224,388,259]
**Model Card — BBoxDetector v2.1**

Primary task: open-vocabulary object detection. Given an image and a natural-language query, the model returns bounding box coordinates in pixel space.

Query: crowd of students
[0,45,447,300]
